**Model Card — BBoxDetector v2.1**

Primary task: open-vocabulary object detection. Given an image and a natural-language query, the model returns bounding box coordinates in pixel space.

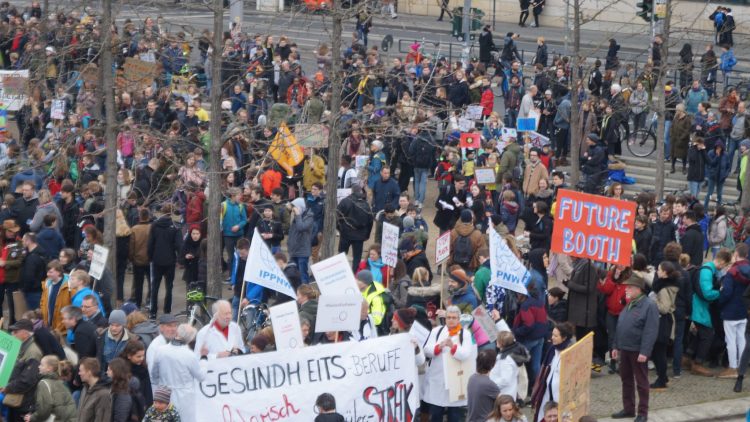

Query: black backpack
[376,290,395,336]
[412,138,433,169]
[689,264,718,301]
[129,385,147,422]
[453,234,473,265]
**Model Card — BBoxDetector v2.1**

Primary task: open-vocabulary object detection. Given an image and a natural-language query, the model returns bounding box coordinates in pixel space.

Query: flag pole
[237,279,246,324]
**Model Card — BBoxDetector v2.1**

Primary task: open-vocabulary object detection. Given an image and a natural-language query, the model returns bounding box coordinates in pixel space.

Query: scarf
[213,320,229,340]
[348,136,362,156]
[368,258,385,282]
[447,324,462,337]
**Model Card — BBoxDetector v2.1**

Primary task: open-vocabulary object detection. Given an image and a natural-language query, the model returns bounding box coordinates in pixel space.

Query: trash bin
[451,7,485,40]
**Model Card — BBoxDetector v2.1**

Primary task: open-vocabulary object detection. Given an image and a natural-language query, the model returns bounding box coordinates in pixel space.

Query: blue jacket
[37,227,65,260]
[161,46,187,74]
[71,287,105,317]
[367,152,387,189]
[685,88,708,115]
[231,254,264,303]
[692,262,721,327]
[720,49,737,72]
[706,150,730,182]
[512,295,548,343]
[718,259,750,321]
[371,177,400,214]
[221,200,247,237]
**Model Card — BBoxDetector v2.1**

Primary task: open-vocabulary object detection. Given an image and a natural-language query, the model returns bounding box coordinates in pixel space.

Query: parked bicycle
[627,111,657,157]
[175,283,218,330]
[238,301,270,345]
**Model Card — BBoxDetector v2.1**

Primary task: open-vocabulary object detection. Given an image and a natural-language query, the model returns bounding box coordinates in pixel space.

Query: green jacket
[691,262,721,327]
[30,373,77,422]
[363,282,387,326]
[473,262,491,302]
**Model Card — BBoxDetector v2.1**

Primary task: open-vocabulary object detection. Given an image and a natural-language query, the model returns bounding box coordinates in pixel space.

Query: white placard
[465,105,484,121]
[314,294,363,333]
[355,155,369,169]
[336,188,351,204]
[527,130,551,148]
[443,346,475,402]
[474,167,496,185]
[88,244,109,280]
[244,229,296,298]
[409,321,430,347]
[310,253,359,296]
[381,222,400,267]
[435,231,451,264]
[194,334,418,421]
[51,100,65,120]
[458,117,475,132]
[0,70,29,111]
[489,227,529,295]
[269,301,304,350]
[501,127,517,143]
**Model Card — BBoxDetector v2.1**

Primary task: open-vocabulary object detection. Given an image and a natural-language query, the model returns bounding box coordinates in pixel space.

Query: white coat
[151,343,206,422]
[423,325,477,408]
[146,334,167,373]
[193,321,245,359]
[490,354,519,398]
[537,349,562,422]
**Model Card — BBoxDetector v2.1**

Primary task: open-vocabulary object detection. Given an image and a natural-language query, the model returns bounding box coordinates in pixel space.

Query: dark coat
[19,245,46,293]
[12,195,39,234]
[706,149,730,182]
[634,226,652,259]
[433,184,468,231]
[56,198,80,247]
[680,223,704,267]
[337,193,374,242]
[566,258,599,328]
[73,319,99,359]
[527,215,553,251]
[687,145,707,182]
[478,30,496,63]
[650,219,676,265]
[670,113,693,160]
[147,216,182,266]
[405,250,433,282]
[371,177,400,214]
[78,378,113,422]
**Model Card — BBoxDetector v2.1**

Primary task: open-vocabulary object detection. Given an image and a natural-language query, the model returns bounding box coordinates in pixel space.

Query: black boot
[734,375,744,393]
[609,359,618,374]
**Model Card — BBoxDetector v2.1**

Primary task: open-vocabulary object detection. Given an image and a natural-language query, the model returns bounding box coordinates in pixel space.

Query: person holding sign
[357,270,389,335]
[423,305,477,422]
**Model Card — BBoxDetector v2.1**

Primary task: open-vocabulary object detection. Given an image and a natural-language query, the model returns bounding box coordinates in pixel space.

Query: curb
[597,396,749,422]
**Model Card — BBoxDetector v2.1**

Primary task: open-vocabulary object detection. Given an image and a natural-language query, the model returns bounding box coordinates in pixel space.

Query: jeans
[232,295,241,321]
[132,264,150,307]
[738,331,750,376]
[522,338,544,390]
[357,29,368,47]
[339,238,364,272]
[505,109,519,128]
[727,137,742,172]
[724,319,747,368]
[291,256,310,284]
[224,235,240,273]
[150,263,176,317]
[688,181,702,198]
[664,120,672,161]
[606,313,619,353]
[24,291,41,311]
[555,128,570,158]
[373,86,383,107]
[704,178,724,208]
[429,405,464,422]
[672,317,687,375]
[413,167,429,204]
[692,322,714,364]
[619,350,650,418]
[116,256,128,302]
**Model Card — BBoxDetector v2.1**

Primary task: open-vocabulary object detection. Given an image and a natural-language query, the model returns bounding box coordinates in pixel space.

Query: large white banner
[489,228,529,295]
[194,334,419,421]
[244,229,296,298]
[0,70,28,111]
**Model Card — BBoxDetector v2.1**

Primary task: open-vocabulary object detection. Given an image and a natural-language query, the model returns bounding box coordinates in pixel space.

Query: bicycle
[723,201,748,245]
[175,283,219,330]
[238,301,270,345]
[626,112,657,157]
[725,76,750,102]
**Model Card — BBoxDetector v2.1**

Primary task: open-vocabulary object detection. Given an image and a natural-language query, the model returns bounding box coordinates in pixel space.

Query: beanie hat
[394,308,417,329]
[460,209,473,223]
[402,216,415,230]
[153,386,172,403]
[121,302,138,316]
[109,310,127,326]
[740,139,750,150]
[449,267,471,287]
[356,269,374,285]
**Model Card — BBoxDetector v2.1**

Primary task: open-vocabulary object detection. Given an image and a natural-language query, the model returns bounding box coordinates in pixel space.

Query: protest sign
[315,294,363,332]
[194,334,418,421]
[443,347,475,402]
[465,105,484,120]
[516,117,536,131]
[269,301,304,350]
[559,332,594,422]
[0,330,21,387]
[381,222,400,267]
[458,117,474,132]
[501,127,517,143]
[0,108,6,136]
[435,231,451,264]
[474,167,496,185]
[355,155,369,169]
[51,100,66,120]
[489,227,529,295]
[310,253,359,296]
[121,57,160,91]
[244,229,296,298]
[527,130,550,149]
[336,188,351,204]
[0,70,28,111]
[409,321,430,347]
[551,189,636,266]
[459,132,480,149]
[269,123,305,176]
[472,306,498,343]
[295,123,330,148]
[171,74,191,97]
[89,244,109,280]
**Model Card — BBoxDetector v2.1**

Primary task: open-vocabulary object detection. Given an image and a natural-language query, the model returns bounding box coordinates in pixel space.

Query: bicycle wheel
[627,128,657,157]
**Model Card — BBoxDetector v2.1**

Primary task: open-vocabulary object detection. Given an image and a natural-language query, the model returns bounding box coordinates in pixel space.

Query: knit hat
[450,267,471,286]
[460,209,473,223]
[402,216,415,230]
[109,310,127,326]
[356,269,374,286]
[250,335,269,351]
[153,386,172,404]
[394,308,417,329]
[741,139,750,150]
[121,302,138,316]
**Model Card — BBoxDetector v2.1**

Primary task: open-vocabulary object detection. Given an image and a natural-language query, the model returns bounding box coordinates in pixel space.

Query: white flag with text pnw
[244,229,296,298]
[489,228,529,295]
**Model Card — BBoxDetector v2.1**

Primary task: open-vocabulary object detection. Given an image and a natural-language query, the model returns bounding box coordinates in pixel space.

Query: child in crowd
[143,387,181,422]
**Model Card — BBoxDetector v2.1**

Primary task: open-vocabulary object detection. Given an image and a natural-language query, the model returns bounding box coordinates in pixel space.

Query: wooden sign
[119,57,159,92]
[559,332,594,422]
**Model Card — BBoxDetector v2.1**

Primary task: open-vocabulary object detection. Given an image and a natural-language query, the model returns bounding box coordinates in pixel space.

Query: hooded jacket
[680,223,704,267]
[337,191,374,242]
[78,377,113,422]
[512,295,547,343]
[28,372,77,422]
[719,259,750,321]
[597,269,628,316]
[147,215,182,266]
[55,198,80,246]
[287,198,314,258]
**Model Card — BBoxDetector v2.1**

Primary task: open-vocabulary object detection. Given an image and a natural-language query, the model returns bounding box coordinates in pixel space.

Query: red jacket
[260,169,282,197]
[185,191,206,227]
[480,87,494,117]
[356,260,389,288]
[597,271,628,316]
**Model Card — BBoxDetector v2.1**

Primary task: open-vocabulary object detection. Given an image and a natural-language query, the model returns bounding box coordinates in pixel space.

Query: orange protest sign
[551,189,636,266]
[459,132,480,149]
[269,123,305,176]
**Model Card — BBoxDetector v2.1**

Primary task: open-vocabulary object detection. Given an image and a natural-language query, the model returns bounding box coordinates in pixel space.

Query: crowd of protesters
[0,0,748,422]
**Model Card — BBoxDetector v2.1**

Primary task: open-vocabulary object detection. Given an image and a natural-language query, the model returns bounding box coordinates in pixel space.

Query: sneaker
[648,361,655,370]
[391,14,397,18]
[530,23,537,27]
[649,381,668,391]
[634,416,648,422]
[672,371,681,379]
[610,410,635,419]
[717,368,738,379]
[691,363,714,377]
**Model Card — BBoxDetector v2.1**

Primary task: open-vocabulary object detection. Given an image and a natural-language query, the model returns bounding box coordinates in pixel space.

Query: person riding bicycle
[582,133,608,194]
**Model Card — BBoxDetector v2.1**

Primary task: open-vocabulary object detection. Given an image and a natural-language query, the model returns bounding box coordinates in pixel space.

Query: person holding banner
[424,305,477,422]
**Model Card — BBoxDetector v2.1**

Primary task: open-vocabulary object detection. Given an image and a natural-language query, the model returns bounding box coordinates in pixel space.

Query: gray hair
[175,324,197,343]
[445,305,461,316]
[212,299,232,315]
[611,83,622,94]
[61,306,83,321]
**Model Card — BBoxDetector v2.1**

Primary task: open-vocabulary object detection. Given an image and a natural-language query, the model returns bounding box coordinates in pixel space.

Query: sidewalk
[597,397,749,422]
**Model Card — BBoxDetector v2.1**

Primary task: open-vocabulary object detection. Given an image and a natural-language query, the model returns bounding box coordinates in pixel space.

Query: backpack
[376,290,395,336]
[723,224,736,250]
[690,264,718,301]
[453,233,474,265]
[412,138,433,169]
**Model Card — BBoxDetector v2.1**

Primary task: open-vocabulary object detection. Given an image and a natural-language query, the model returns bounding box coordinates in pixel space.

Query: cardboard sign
[489,227,529,295]
[0,70,29,111]
[551,189,636,266]
[474,167,496,185]
[314,294,363,333]
[194,334,418,421]
[435,231,451,264]
[295,123,330,148]
[269,301,304,350]
[527,131,550,149]
[121,57,160,91]
[516,117,536,131]
[354,155,369,169]
[559,332,594,422]
[89,244,109,280]
[50,100,65,120]
[310,253,359,296]
[458,118,474,132]
[269,123,305,176]
[0,330,21,387]
[381,222,400,267]
[244,229,296,298]
[459,132,480,149]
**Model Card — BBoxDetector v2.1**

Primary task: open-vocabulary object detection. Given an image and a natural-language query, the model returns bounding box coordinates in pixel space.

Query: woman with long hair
[650,261,680,390]
[115,209,131,306]
[120,340,153,407]
[532,322,574,422]
[109,357,143,422]
[487,394,527,422]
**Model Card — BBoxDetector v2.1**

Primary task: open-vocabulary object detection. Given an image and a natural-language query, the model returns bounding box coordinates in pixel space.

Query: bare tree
[101,0,118,271]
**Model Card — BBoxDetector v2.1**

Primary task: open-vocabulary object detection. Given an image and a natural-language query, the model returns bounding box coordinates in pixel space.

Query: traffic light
[636,0,653,22]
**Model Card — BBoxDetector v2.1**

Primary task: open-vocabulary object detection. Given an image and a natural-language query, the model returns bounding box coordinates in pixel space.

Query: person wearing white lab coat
[151,324,206,422]
[146,314,179,391]
[532,322,574,422]
[423,305,477,422]
[193,300,245,359]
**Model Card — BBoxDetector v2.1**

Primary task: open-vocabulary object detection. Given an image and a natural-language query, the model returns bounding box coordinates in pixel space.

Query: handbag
[3,392,24,407]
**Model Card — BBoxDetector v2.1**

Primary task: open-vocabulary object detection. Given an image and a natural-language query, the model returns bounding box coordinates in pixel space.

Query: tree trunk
[654,1,671,201]
[101,0,117,273]
[569,0,581,185]
[207,0,224,298]
[321,0,344,260]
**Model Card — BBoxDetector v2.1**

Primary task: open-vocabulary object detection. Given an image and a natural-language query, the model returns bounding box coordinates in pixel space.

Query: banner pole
[237,280,247,324]
[440,263,445,310]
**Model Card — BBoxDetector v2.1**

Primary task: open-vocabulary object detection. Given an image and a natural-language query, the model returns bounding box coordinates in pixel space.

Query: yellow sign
[558,332,594,422]
[269,123,305,176]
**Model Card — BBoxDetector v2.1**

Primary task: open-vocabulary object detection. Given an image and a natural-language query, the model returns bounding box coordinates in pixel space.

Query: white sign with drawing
[88,245,109,280]
[435,231,451,264]
[465,105,484,120]
[314,294,363,333]
[501,127,517,143]
[51,100,65,120]
[310,253,359,296]
[381,222,400,267]
[489,227,529,295]
[269,300,304,350]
